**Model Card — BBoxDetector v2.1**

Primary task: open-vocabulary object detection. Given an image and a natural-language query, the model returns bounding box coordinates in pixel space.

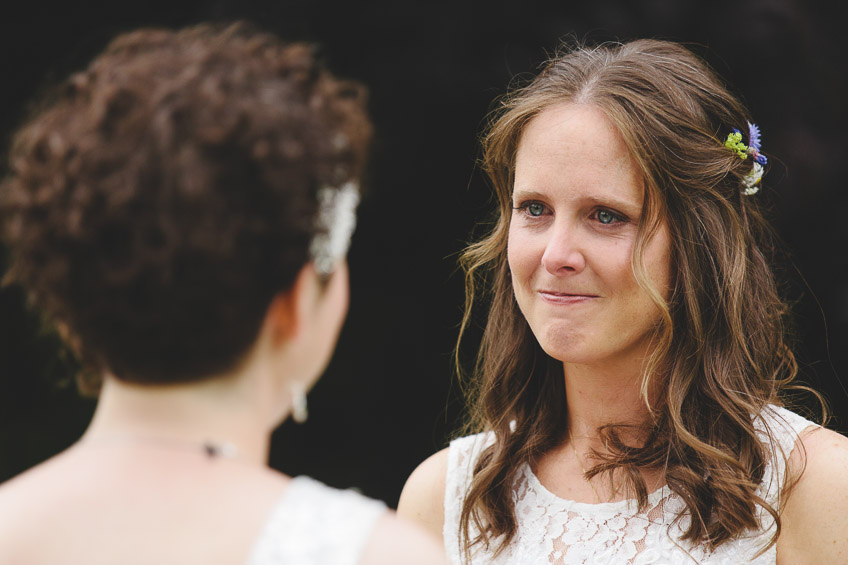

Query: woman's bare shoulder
[777,426,848,564]
[0,448,79,513]
[360,511,449,565]
[0,446,291,564]
[397,447,450,542]
[0,450,83,558]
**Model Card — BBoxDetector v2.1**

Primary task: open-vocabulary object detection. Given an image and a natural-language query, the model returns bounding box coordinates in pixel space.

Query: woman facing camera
[399,39,848,564]
[0,23,445,565]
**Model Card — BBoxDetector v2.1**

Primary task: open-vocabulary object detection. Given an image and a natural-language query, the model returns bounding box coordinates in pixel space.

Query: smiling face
[507,103,671,372]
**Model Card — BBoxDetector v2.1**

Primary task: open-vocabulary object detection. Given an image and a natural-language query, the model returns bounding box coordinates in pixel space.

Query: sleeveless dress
[246,475,386,565]
[443,406,817,565]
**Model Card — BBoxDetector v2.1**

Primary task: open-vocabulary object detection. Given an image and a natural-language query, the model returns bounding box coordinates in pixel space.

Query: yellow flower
[724,131,749,160]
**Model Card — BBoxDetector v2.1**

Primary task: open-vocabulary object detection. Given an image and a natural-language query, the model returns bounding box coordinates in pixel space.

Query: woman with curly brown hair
[0,23,445,565]
[399,39,848,564]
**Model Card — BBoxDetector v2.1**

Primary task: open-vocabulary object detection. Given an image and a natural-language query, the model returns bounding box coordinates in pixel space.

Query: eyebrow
[586,195,642,216]
[512,189,642,216]
[510,189,548,203]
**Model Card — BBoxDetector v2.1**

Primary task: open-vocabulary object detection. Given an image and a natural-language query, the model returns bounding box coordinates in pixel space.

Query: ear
[261,263,321,346]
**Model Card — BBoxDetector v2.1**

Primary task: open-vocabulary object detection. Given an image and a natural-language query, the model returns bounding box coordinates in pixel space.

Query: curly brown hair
[0,22,372,391]
[457,39,820,557]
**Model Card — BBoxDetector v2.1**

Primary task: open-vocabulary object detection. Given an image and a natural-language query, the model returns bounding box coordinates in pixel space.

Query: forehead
[513,103,644,209]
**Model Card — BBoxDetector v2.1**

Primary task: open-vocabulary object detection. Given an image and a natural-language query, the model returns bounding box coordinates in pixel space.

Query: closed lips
[538,291,598,303]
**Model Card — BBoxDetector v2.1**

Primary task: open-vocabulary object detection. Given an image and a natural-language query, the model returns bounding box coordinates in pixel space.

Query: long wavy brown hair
[457,39,819,558]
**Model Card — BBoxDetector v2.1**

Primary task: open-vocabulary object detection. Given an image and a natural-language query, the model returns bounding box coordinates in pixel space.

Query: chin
[543,349,598,366]
[533,326,590,363]
[537,340,593,365]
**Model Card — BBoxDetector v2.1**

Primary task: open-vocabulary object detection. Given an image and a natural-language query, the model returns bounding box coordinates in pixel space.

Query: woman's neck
[562,359,655,445]
[81,369,274,465]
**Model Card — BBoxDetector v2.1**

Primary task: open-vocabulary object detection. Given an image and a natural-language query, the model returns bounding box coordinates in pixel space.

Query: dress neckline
[521,461,670,514]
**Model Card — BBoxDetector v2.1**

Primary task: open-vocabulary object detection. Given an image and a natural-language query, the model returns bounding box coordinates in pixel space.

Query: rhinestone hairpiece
[309,180,360,276]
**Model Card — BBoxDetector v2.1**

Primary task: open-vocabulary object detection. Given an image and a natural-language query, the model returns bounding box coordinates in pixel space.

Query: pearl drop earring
[290,381,308,424]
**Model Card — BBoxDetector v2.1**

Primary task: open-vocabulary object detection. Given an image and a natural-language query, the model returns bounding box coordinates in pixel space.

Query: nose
[540,219,586,275]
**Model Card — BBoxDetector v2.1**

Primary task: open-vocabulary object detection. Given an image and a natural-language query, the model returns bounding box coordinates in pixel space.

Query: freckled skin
[507,103,671,371]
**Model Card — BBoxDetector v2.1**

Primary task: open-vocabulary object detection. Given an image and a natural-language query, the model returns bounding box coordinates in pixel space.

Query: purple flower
[747,122,767,164]
[747,122,762,152]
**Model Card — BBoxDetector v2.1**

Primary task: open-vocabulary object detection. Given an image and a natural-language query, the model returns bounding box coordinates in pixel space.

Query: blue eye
[513,201,549,217]
[597,210,616,224]
[527,202,545,217]
[594,208,628,225]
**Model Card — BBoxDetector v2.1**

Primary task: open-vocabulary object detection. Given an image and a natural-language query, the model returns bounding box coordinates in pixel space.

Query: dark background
[1,0,846,507]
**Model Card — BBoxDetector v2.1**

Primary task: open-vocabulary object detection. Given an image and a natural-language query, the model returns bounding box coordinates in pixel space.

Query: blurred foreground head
[0,22,372,393]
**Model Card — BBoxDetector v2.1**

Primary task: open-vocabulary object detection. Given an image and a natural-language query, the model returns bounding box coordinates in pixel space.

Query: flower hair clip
[724,122,768,196]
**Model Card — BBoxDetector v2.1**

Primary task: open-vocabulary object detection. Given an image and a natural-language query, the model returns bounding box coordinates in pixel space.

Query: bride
[399,39,848,564]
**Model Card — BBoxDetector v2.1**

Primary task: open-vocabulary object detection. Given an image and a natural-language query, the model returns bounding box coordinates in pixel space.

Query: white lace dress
[246,475,386,565]
[443,406,816,565]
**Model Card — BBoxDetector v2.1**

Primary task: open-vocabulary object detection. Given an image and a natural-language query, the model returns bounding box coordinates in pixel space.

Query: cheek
[592,238,637,294]
[506,225,535,283]
[506,242,518,279]
[644,229,673,301]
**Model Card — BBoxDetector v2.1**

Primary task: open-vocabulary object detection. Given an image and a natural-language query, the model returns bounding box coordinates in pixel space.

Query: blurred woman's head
[0,23,372,392]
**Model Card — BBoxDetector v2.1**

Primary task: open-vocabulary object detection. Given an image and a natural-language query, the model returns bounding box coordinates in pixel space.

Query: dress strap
[755,405,820,511]
[246,476,386,565]
[444,433,495,565]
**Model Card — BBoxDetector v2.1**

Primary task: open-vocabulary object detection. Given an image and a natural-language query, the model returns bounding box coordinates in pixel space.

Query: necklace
[83,435,239,459]
[568,429,603,503]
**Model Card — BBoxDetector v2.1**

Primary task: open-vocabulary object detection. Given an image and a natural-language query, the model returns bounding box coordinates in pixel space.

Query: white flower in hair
[742,162,763,195]
[309,181,360,275]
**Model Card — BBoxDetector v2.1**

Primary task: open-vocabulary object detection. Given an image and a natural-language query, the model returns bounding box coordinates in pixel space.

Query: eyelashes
[513,200,630,226]
[593,208,627,225]
[513,201,549,217]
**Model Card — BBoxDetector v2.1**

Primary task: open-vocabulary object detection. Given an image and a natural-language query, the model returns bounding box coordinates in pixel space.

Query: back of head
[0,23,372,391]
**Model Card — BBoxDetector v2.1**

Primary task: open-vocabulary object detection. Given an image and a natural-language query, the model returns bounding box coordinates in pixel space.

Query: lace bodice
[443,406,817,564]
[247,475,386,565]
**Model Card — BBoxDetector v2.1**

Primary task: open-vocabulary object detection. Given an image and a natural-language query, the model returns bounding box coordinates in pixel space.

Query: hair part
[456,39,821,558]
